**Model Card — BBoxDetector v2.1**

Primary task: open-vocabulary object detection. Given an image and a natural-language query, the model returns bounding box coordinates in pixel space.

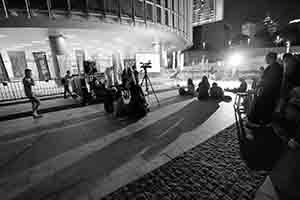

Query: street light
[228,53,243,67]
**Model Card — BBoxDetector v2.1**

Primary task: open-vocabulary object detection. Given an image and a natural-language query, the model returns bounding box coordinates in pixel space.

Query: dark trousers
[64,85,72,98]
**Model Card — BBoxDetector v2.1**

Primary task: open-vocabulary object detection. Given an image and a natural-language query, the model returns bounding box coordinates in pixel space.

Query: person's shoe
[33,113,43,118]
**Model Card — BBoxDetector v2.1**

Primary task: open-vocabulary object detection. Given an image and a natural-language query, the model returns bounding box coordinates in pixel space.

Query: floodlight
[228,53,243,67]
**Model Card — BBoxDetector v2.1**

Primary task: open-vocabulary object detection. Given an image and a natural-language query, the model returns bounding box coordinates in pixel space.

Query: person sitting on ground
[210,82,224,100]
[23,69,42,118]
[179,78,195,96]
[225,77,248,93]
[197,75,210,100]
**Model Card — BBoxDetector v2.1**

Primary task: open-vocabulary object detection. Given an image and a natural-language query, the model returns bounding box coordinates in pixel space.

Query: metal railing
[0,79,64,102]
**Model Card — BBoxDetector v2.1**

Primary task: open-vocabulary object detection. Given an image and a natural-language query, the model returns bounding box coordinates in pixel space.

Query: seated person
[197,76,210,99]
[225,77,248,93]
[179,78,195,96]
[210,82,224,100]
[115,66,148,117]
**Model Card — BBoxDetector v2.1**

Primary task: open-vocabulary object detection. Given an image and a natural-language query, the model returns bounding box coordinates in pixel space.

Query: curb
[0,87,178,122]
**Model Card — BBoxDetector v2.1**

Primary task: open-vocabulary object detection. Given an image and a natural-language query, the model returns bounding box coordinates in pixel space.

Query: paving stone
[102,125,268,200]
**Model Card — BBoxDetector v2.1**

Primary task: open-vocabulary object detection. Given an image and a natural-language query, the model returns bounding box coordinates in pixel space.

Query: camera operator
[132,64,139,85]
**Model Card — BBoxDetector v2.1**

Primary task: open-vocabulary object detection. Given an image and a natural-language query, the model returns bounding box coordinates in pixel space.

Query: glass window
[156,6,161,23]
[164,0,168,8]
[29,0,48,10]
[179,16,183,31]
[105,0,119,15]
[178,0,183,16]
[164,10,169,26]
[176,0,179,13]
[172,13,175,28]
[171,0,174,11]
[120,0,132,17]
[51,0,68,10]
[134,0,144,19]
[146,3,152,21]
[87,0,105,12]
[156,0,161,5]
[70,0,86,11]
[5,0,26,9]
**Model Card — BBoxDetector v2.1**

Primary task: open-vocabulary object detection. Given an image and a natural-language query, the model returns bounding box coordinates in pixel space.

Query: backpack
[61,77,66,84]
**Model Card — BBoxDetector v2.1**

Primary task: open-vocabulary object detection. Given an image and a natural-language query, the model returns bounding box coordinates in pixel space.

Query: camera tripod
[140,68,160,106]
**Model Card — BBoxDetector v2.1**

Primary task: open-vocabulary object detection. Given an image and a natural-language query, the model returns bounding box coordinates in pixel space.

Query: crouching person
[210,82,224,100]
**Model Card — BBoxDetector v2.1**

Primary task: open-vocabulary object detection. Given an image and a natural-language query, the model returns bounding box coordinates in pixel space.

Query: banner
[0,53,9,82]
[33,52,51,81]
[75,50,85,73]
[7,51,28,79]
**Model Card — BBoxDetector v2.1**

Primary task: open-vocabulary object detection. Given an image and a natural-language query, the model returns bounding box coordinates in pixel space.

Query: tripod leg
[140,77,145,88]
[146,76,160,106]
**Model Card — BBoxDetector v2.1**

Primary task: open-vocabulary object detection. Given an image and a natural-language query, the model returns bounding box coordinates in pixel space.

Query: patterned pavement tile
[102,125,268,200]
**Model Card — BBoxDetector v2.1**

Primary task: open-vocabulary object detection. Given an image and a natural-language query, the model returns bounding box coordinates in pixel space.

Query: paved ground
[103,125,268,200]
[0,97,82,121]
[0,88,240,200]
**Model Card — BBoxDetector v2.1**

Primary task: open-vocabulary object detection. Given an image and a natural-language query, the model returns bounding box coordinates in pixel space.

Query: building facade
[192,0,224,26]
[0,0,193,101]
[242,22,257,38]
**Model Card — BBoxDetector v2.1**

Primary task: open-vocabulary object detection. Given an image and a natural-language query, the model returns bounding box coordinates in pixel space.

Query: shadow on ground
[17,99,220,200]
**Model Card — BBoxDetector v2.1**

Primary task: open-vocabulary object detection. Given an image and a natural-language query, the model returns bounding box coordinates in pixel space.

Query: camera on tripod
[140,61,152,70]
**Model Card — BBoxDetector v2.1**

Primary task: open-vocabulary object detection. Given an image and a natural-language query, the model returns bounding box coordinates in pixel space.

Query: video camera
[140,61,152,69]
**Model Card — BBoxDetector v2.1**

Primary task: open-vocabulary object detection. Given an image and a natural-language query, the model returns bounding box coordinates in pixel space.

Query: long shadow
[20,99,220,200]
[0,95,188,179]
[141,100,220,160]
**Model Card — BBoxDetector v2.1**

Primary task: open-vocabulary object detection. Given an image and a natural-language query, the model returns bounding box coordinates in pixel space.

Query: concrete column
[161,45,168,68]
[49,35,67,78]
[172,51,176,70]
[112,52,123,85]
[178,51,184,71]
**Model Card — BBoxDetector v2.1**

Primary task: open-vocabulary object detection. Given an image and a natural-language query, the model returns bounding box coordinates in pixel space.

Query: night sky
[224,0,300,33]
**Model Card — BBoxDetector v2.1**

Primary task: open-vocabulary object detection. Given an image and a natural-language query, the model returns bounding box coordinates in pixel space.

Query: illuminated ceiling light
[20,43,33,47]
[63,34,76,39]
[289,19,300,24]
[14,46,24,49]
[70,43,81,46]
[0,34,7,38]
[32,40,45,44]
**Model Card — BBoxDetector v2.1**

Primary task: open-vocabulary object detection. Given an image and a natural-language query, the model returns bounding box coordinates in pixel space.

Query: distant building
[193,0,224,26]
[263,14,279,35]
[242,22,257,38]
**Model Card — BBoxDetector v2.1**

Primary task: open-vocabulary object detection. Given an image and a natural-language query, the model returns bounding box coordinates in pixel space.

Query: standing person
[63,70,73,98]
[247,52,283,125]
[252,66,265,90]
[132,64,139,85]
[23,69,42,118]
